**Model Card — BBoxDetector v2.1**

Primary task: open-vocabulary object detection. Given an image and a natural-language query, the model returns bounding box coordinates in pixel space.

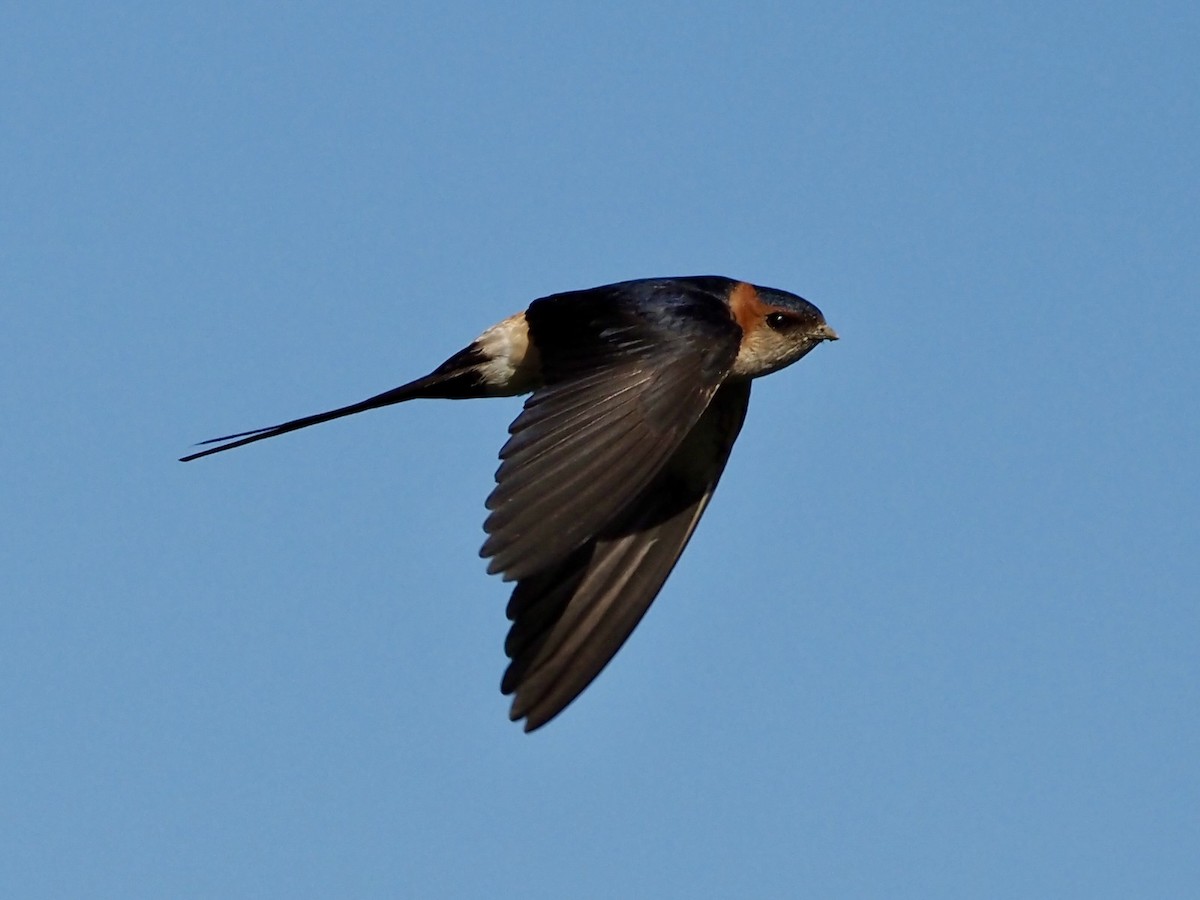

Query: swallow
[182,276,837,731]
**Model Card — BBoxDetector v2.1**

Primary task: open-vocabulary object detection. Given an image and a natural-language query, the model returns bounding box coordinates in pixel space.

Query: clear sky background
[4,3,1197,897]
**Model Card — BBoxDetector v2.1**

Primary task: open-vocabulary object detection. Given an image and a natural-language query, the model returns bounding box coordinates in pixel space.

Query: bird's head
[727,282,838,378]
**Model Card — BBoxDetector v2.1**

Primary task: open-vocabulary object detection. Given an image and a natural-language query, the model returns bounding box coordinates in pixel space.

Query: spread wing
[481,284,741,582]
[501,380,752,731]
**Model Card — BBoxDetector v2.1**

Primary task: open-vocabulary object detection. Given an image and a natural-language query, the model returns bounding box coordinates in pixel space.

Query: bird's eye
[765,312,792,331]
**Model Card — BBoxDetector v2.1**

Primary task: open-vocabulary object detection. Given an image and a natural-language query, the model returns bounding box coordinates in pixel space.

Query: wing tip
[507,697,556,733]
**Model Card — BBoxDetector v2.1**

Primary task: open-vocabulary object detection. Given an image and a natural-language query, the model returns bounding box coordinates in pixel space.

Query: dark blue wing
[501,380,752,731]
[481,280,741,582]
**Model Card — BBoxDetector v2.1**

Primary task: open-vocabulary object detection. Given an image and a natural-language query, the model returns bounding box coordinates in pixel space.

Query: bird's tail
[179,344,490,462]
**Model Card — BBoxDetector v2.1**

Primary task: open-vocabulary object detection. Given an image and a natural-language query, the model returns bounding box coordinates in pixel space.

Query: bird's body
[182,276,836,730]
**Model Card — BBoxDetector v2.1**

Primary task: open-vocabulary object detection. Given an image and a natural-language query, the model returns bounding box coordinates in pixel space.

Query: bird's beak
[816,323,839,341]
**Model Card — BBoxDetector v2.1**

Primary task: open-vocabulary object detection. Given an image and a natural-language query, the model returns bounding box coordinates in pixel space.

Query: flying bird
[182,276,837,731]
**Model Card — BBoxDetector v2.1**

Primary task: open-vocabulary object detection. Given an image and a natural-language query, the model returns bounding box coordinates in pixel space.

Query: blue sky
[3,2,1197,897]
